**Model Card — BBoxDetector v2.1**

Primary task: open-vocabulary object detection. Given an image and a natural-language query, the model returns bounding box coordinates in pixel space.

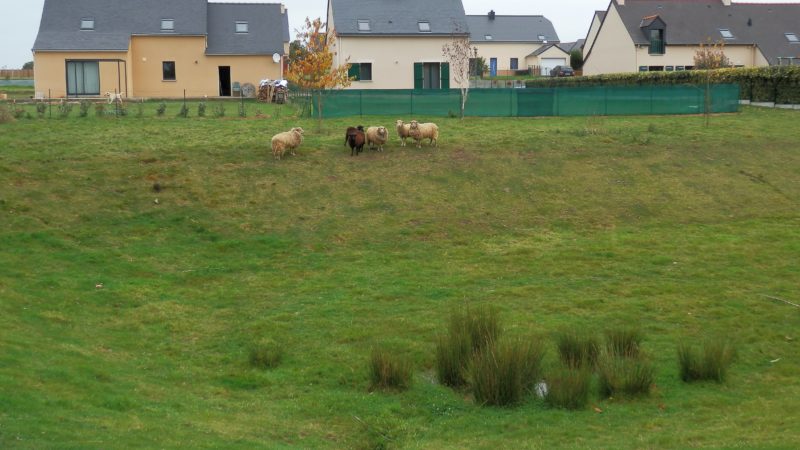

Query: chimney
[488,10,496,20]
[722,0,731,5]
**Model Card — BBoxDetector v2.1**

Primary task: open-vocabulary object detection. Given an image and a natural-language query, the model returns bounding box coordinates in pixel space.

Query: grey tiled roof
[529,43,570,58]
[34,0,207,51]
[33,0,289,56]
[613,0,800,65]
[558,39,585,53]
[466,15,559,43]
[206,3,289,55]
[330,0,468,36]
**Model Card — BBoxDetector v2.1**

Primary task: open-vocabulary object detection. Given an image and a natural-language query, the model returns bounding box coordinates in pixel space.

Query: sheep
[344,126,357,146]
[395,119,412,147]
[346,125,366,156]
[408,120,439,148]
[366,126,389,152]
[271,127,304,160]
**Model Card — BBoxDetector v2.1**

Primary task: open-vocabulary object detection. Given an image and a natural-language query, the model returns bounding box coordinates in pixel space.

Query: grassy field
[1,103,799,448]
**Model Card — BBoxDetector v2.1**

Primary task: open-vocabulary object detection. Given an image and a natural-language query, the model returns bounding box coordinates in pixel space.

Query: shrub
[368,347,412,391]
[469,337,546,407]
[57,102,73,118]
[94,102,105,117]
[78,100,91,117]
[238,102,247,118]
[545,367,592,410]
[605,328,643,359]
[13,105,26,119]
[249,341,283,369]
[36,102,47,118]
[678,338,735,383]
[597,354,654,397]
[0,104,14,124]
[156,102,167,116]
[177,103,189,118]
[556,329,599,370]
[213,102,225,117]
[198,101,206,117]
[435,306,501,388]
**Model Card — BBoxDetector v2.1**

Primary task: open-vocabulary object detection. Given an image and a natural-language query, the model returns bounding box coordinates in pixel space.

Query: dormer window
[80,18,94,30]
[485,35,493,40]
[719,29,734,39]
[786,33,799,43]
[649,29,665,54]
[236,21,248,33]
[161,19,174,31]
[358,20,370,32]
[418,21,431,32]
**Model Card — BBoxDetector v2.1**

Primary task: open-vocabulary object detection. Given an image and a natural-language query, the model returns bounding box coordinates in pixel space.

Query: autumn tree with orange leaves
[286,17,351,123]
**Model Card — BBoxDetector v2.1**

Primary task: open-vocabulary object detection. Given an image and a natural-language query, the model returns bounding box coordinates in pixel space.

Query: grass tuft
[556,329,600,370]
[249,341,283,370]
[368,347,412,391]
[469,337,546,407]
[0,104,14,124]
[605,328,643,359]
[678,338,735,383]
[545,367,592,410]
[598,354,654,397]
[435,306,501,388]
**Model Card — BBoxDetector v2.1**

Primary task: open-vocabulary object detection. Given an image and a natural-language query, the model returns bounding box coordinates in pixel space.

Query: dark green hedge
[525,67,800,104]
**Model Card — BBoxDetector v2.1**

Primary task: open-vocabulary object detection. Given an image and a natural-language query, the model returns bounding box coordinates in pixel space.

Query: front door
[219,66,231,96]
[66,61,100,96]
[490,58,497,77]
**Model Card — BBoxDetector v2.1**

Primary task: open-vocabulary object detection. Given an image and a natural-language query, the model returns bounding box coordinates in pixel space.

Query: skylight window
[236,21,248,33]
[538,34,546,40]
[418,21,431,32]
[485,35,493,40]
[719,29,734,39]
[80,18,94,30]
[358,20,371,31]
[161,19,175,31]
[787,33,799,43]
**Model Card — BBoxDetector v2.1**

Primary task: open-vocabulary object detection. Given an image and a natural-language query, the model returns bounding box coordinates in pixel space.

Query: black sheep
[346,125,366,156]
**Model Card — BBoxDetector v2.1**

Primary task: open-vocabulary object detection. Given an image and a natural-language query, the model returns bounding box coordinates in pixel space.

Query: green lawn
[1,105,798,448]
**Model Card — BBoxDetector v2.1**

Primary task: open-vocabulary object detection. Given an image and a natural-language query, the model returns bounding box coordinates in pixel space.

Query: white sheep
[366,126,389,152]
[271,127,304,160]
[408,120,439,148]
[395,119,412,147]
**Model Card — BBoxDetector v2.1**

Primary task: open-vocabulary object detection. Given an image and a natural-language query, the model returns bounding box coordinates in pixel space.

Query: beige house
[583,0,800,76]
[466,11,563,76]
[32,0,289,99]
[327,0,469,90]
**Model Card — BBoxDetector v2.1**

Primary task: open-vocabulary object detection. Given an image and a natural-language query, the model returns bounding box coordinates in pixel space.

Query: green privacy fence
[310,84,740,118]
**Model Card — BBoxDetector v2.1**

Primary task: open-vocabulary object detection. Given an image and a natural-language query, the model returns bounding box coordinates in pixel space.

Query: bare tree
[442,24,476,119]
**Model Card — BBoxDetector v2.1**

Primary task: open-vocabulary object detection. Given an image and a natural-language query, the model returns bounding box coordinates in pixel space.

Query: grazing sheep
[408,120,439,148]
[366,126,389,152]
[346,125,366,156]
[395,120,412,147]
[271,127,304,160]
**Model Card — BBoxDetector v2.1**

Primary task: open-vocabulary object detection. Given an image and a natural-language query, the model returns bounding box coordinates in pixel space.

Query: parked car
[550,66,574,77]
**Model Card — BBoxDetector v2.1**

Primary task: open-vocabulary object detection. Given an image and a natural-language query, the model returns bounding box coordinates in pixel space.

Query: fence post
[410,90,414,116]
[360,90,363,117]
[48,89,52,119]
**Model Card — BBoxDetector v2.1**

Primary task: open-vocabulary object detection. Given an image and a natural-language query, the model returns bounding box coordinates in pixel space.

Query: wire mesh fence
[310,84,740,118]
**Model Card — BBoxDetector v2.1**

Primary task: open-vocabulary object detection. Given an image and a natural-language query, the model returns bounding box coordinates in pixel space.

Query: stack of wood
[257,84,288,104]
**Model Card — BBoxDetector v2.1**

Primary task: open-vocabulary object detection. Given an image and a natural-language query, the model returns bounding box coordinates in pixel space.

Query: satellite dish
[273,53,281,63]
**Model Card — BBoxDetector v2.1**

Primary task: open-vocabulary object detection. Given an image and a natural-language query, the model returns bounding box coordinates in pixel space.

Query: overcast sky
[0,0,793,68]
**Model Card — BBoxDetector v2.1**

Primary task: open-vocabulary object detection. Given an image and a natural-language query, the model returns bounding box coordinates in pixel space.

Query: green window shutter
[348,63,360,81]
[414,62,423,90]
[440,62,450,90]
